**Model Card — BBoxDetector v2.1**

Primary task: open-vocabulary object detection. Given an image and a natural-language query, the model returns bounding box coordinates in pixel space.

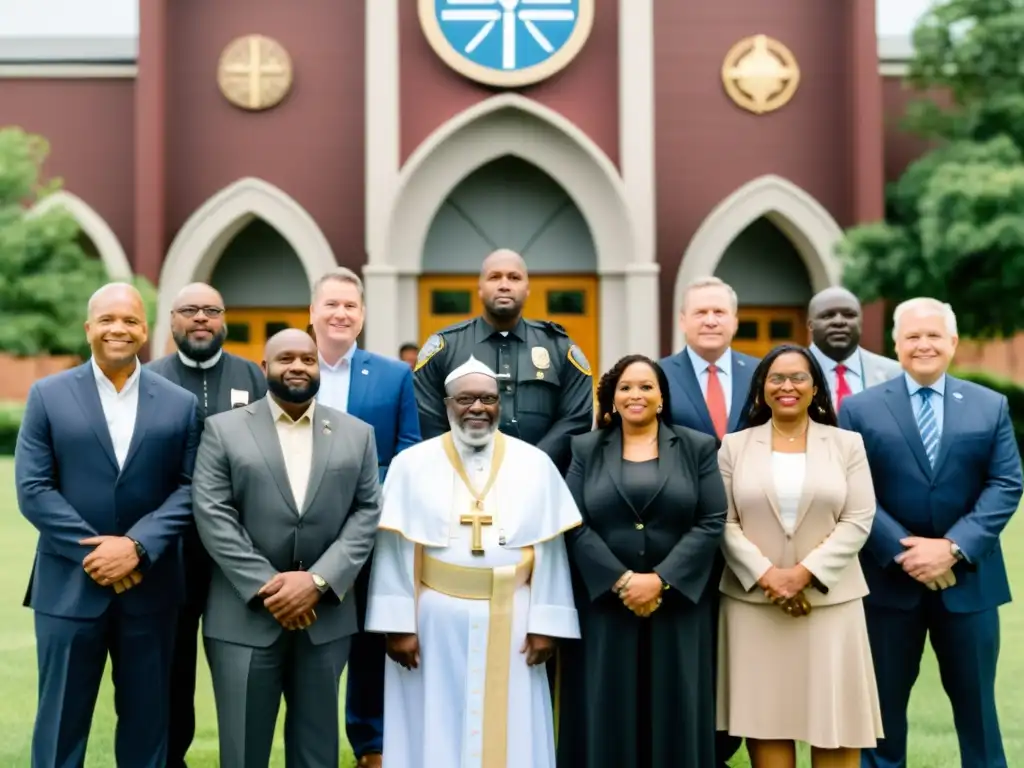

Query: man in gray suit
[807,287,902,411]
[193,329,382,768]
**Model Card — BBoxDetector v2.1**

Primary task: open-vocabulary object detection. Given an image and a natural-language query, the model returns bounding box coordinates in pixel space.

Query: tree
[0,127,155,358]
[840,0,1024,339]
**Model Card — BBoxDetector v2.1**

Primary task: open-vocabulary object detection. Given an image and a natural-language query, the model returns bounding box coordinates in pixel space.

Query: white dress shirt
[91,357,141,470]
[771,451,806,534]
[268,398,315,514]
[684,346,733,417]
[809,344,865,402]
[317,343,357,413]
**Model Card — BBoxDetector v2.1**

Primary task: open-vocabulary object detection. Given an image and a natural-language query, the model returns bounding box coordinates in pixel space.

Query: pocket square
[230,389,250,408]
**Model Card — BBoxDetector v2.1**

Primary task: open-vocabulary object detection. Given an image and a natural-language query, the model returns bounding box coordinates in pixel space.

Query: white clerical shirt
[317,343,357,413]
[91,357,141,469]
[267,398,315,513]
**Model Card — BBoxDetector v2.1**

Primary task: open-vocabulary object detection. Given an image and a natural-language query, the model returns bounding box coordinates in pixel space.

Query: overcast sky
[0,0,931,37]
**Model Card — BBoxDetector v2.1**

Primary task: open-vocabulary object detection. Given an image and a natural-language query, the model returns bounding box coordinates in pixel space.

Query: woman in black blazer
[555,354,729,768]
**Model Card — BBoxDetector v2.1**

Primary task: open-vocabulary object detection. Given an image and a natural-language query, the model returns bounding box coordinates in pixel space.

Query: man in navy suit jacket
[309,269,421,768]
[15,283,199,768]
[659,276,757,768]
[839,298,1022,768]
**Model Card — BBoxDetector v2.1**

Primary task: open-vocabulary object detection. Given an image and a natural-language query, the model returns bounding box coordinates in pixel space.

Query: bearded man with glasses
[146,281,266,767]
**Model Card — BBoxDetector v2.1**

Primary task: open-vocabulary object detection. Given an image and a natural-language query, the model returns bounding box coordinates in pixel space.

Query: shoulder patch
[414,334,444,372]
[567,345,592,376]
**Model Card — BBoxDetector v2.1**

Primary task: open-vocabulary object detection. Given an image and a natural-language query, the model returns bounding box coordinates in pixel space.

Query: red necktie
[706,365,728,439]
[834,364,852,411]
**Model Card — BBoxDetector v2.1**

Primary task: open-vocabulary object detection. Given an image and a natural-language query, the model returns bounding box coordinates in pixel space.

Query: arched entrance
[29,191,133,280]
[366,93,654,369]
[672,175,844,354]
[154,177,338,358]
[418,155,601,370]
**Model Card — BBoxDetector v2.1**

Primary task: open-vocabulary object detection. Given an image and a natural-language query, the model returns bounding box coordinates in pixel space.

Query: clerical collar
[178,348,223,370]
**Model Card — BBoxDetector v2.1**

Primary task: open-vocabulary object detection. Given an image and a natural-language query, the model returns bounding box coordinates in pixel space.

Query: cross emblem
[721,34,800,115]
[460,500,493,555]
[217,34,293,111]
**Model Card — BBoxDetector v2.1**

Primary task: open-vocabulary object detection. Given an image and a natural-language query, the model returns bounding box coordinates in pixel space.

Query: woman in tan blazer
[716,344,883,768]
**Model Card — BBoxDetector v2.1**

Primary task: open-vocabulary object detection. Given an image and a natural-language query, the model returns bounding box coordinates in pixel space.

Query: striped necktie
[916,388,940,467]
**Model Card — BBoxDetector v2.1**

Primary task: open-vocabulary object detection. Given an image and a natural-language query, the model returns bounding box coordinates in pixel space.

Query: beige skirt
[716,595,884,749]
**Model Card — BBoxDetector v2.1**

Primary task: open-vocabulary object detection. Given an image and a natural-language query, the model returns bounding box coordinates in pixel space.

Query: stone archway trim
[29,190,133,280]
[671,174,844,352]
[380,92,636,275]
[153,177,338,355]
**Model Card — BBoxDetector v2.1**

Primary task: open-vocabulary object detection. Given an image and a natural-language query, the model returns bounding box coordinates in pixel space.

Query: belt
[417,548,534,768]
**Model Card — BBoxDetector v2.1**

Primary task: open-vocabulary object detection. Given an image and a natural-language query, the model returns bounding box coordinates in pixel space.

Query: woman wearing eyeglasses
[716,344,883,768]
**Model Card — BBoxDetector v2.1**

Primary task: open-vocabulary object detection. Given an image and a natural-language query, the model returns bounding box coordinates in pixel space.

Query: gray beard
[448,414,496,449]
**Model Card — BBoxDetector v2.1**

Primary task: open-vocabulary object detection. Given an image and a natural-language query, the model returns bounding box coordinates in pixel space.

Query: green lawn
[1,457,1022,767]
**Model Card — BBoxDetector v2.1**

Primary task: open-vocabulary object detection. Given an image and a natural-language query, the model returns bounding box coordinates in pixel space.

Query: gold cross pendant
[460,509,493,555]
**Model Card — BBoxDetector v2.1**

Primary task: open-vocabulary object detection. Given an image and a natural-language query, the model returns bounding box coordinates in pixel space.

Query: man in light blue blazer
[659,276,757,768]
[309,268,421,768]
[839,298,1022,768]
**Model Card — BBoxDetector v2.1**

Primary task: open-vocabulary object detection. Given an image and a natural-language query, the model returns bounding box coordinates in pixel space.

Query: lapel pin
[953,392,963,400]
[322,419,332,434]
[361,369,369,375]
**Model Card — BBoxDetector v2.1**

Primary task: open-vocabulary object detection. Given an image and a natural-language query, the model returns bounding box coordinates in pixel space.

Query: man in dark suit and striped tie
[839,298,1022,768]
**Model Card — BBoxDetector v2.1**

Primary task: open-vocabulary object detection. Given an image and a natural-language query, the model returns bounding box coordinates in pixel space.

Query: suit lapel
[933,377,966,477]
[883,382,933,479]
[346,349,370,419]
[71,364,118,472]
[601,431,639,517]
[749,424,786,529]
[120,371,156,475]
[671,352,716,435]
[637,425,674,516]
[728,351,752,432]
[245,399,299,514]
[300,404,334,515]
[792,421,828,531]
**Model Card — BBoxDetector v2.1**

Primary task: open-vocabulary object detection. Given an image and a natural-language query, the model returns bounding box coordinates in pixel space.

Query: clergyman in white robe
[365,427,582,768]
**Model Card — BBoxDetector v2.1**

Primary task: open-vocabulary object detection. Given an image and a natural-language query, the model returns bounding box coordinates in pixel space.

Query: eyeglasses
[176,306,225,318]
[767,373,812,385]
[446,394,500,407]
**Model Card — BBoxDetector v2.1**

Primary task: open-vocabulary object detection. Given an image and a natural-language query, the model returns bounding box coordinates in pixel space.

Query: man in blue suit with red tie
[660,276,757,768]
[309,268,421,768]
[839,297,1022,768]
[15,283,199,768]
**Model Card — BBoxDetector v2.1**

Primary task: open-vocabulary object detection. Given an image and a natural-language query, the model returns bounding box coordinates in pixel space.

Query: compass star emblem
[420,0,595,88]
[721,34,801,115]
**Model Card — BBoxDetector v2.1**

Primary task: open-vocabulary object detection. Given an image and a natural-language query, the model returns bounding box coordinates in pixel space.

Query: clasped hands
[80,535,142,594]
[614,571,664,618]
[895,536,957,591]
[385,632,555,670]
[257,572,322,631]
[757,565,813,617]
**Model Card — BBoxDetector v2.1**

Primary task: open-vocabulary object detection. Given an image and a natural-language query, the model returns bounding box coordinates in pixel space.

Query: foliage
[840,0,1024,339]
[0,401,24,455]
[0,127,155,358]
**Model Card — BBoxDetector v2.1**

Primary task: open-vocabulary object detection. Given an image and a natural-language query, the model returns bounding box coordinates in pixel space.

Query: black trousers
[167,534,211,767]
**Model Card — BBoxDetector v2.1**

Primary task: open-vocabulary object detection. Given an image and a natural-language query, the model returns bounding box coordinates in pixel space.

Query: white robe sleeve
[527,533,580,639]
[365,528,418,634]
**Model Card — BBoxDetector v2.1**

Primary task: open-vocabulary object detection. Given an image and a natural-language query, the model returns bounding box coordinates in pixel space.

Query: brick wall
[0,354,80,402]
[957,336,1024,384]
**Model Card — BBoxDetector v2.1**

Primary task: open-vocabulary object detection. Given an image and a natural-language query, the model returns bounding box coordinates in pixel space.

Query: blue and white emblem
[419,0,595,88]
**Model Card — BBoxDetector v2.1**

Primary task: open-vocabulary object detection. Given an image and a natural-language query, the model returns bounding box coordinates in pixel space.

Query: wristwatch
[310,572,329,593]
[950,541,965,562]
[130,538,147,563]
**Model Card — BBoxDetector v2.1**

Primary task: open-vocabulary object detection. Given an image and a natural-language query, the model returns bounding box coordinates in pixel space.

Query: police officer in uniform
[413,248,594,475]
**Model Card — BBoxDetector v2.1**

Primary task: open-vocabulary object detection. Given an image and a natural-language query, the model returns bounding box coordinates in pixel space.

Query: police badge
[531,346,551,370]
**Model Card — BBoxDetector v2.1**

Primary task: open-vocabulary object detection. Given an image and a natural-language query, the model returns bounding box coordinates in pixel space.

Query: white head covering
[444,355,497,387]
